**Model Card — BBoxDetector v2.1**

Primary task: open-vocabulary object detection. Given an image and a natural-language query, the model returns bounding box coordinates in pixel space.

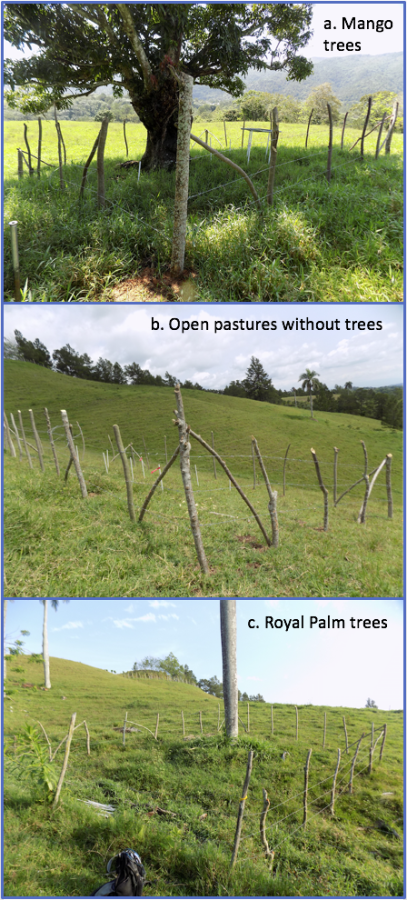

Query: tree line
[5,331,402,430]
[132,653,265,702]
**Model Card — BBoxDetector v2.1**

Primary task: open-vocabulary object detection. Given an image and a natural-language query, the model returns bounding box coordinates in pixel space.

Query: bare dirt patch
[110,267,199,302]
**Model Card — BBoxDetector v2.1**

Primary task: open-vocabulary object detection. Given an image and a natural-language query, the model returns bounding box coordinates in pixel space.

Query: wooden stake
[385,102,398,154]
[138,445,180,522]
[266,107,279,205]
[310,448,328,531]
[29,409,44,471]
[189,429,271,547]
[44,407,60,475]
[123,711,127,746]
[326,102,333,182]
[53,713,76,808]
[61,410,88,497]
[379,724,387,761]
[303,748,312,826]
[343,716,349,754]
[252,437,278,547]
[375,112,387,158]
[218,704,220,731]
[341,111,348,149]
[247,702,250,733]
[386,455,393,519]
[37,117,42,178]
[9,413,23,460]
[349,733,364,793]
[174,386,209,574]
[305,109,313,148]
[333,447,339,506]
[18,410,33,468]
[358,457,387,524]
[251,440,256,489]
[231,750,254,867]
[360,96,372,160]
[113,424,135,521]
[23,123,33,175]
[199,710,203,733]
[123,118,128,157]
[97,116,109,207]
[330,748,340,815]
[79,132,100,200]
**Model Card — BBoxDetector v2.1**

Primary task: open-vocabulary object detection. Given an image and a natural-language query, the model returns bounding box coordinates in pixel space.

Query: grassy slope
[4,361,403,597]
[4,655,404,897]
[3,120,403,302]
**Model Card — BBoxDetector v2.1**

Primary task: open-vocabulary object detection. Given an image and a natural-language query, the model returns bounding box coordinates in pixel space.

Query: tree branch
[116,4,152,88]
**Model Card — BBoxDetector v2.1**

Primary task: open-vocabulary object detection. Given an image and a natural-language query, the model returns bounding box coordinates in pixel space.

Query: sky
[4,3,404,62]
[4,303,403,392]
[5,598,404,710]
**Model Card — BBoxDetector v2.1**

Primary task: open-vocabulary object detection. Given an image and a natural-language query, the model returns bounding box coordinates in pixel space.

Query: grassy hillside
[3,362,403,597]
[3,655,404,897]
[4,120,403,302]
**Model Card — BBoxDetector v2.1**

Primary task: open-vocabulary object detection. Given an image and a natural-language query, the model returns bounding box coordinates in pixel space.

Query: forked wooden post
[303,749,312,826]
[231,750,254,867]
[358,457,387,524]
[29,409,44,471]
[44,407,60,475]
[252,437,278,547]
[61,410,88,498]
[138,445,180,522]
[386,455,393,519]
[113,424,135,521]
[53,712,76,808]
[310,448,328,530]
[260,789,275,870]
[174,386,209,574]
[330,748,341,814]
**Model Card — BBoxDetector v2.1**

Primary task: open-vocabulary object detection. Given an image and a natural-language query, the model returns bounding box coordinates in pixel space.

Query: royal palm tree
[220,600,238,737]
[41,599,69,689]
[299,368,320,419]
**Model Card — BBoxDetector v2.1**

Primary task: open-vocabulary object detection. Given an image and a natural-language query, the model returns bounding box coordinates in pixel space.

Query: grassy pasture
[4,361,403,598]
[3,118,403,302]
[3,654,404,897]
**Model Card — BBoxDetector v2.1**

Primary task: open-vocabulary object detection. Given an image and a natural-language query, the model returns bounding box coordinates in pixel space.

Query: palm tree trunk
[220,599,238,737]
[42,599,51,689]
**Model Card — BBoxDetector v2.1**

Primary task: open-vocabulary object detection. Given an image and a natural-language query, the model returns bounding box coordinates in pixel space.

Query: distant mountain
[193,52,403,108]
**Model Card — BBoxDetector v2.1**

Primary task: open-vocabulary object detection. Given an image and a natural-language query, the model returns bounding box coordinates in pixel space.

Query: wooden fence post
[305,109,313,148]
[368,722,374,773]
[170,70,194,274]
[61,410,88,498]
[218,704,220,731]
[379,724,387,761]
[113,424,135,521]
[283,444,290,497]
[251,441,256,489]
[260,789,275,869]
[37,117,42,177]
[333,447,339,506]
[18,410,33,468]
[349,733,364,793]
[385,102,399,154]
[79,132,100,200]
[23,123,34,175]
[230,750,254,867]
[53,713,76,808]
[341,111,348,149]
[199,710,203,734]
[223,118,227,148]
[343,716,349,754]
[97,115,110,207]
[303,749,312,826]
[358,457,387,524]
[241,121,246,148]
[9,413,23,460]
[310,448,328,531]
[138,445,180,522]
[360,96,372,160]
[123,711,127,746]
[174,385,209,574]
[123,118,128,156]
[266,106,279,205]
[252,437,278,547]
[29,409,44,471]
[375,112,387,158]
[330,748,341,814]
[18,148,23,179]
[44,407,60,475]
[326,102,333,183]
[247,702,250,733]
[386,455,393,519]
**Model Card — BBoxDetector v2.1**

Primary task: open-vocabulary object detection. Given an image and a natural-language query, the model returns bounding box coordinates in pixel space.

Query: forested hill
[193,52,403,107]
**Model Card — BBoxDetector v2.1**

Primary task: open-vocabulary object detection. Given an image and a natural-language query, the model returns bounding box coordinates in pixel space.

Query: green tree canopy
[14,330,53,368]
[304,83,341,124]
[244,356,274,401]
[348,90,398,128]
[4,3,313,169]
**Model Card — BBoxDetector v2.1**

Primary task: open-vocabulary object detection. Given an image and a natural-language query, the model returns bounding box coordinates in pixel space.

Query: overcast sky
[5,598,403,709]
[4,303,403,391]
[4,3,404,61]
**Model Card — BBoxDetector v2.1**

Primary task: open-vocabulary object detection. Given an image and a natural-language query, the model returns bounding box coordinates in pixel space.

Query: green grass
[3,654,404,897]
[4,361,403,598]
[3,119,403,302]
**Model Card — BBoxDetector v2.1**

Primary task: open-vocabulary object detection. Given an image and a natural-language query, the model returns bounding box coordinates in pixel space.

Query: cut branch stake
[113,424,135,521]
[174,386,209,574]
[231,750,254,867]
[310,447,328,530]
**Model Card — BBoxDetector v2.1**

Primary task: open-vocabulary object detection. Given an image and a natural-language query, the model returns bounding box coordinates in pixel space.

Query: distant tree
[52,344,94,379]
[93,358,116,383]
[198,675,223,698]
[249,693,265,702]
[304,83,341,124]
[6,630,30,655]
[112,362,127,385]
[164,372,179,387]
[14,330,52,368]
[223,380,247,398]
[3,337,21,360]
[348,91,398,128]
[365,698,378,708]
[240,90,271,120]
[298,368,320,395]
[244,357,274,402]
[240,691,249,702]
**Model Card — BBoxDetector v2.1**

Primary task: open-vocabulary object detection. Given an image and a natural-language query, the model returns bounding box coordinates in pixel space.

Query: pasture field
[3,361,403,598]
[3,654,404,897]
[3,119,403,302]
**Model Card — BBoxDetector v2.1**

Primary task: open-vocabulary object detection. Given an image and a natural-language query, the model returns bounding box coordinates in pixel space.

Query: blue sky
[5,598,403,710]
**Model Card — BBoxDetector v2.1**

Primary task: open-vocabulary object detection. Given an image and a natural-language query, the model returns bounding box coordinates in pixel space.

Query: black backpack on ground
[91,849,146,896]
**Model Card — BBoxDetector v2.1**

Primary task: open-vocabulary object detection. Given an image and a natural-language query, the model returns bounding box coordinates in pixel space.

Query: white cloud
[113,620,134,629]
[124,604,134,612]
[53,621,83,632]
[158,614,179,621]
[247,676,262,682]
[265,600,280,608]
[149,600,176,609]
